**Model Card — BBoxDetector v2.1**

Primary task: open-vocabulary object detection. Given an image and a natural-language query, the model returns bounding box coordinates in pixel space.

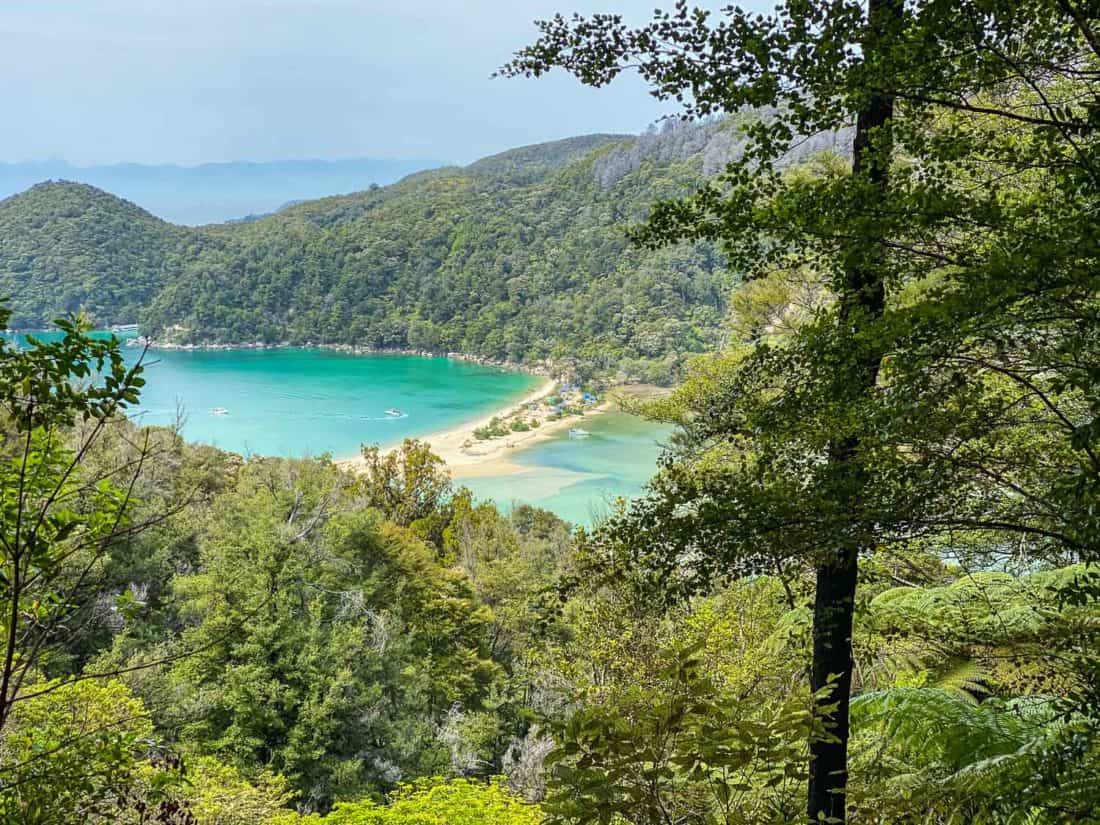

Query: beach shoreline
[132,336,593,476]
[335,382,670,480]
[32,328,663,480]
[335,379,617,479]
[123,331,624,478]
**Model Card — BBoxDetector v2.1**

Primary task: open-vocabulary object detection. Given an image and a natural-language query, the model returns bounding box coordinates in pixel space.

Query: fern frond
[928,658,986,704]
[853,687,1100,823]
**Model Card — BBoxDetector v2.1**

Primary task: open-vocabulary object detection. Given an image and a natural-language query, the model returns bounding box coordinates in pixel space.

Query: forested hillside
[0,182,185,327]
[0,125,768,383]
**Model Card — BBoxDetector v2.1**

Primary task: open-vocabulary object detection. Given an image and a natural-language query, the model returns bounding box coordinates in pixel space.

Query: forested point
[0,0,1099,823]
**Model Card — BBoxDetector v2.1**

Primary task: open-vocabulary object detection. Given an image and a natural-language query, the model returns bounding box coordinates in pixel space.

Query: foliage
[845,564,1100,822]
[281,778,543,825]
[0,402,1098,824]
[850,691,1100,823]
[444,496,572,664]
[0,310,147,736]
[0,679,157,824]
[474,418,510,441]
[155,457,497,809]
[357,439,454,533]
[504,0,1099,819]
[0,677,299,825]
[544,648,821,825]
[182,756,297,825]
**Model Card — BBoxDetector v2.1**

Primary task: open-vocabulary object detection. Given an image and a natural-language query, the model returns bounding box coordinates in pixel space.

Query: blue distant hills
[0,157,444,225]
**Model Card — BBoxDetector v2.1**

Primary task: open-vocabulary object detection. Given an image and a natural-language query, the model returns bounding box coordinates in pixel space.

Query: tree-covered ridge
[0,181,185,328]
[0,124,746,383]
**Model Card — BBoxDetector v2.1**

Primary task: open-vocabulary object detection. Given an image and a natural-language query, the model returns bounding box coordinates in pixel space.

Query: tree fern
[850,689,1100,823]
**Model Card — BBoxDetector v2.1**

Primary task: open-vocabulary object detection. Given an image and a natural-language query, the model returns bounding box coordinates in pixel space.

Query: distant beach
[336,382,668,479]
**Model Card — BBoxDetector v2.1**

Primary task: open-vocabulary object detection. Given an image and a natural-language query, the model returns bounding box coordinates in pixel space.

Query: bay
[128,346,543,458]
[6,331,540,457]
[4,331,670,523]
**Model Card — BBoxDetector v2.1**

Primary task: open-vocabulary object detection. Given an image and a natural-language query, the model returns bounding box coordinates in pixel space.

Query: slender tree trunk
[806,0,898,821]
[808,537,859,822]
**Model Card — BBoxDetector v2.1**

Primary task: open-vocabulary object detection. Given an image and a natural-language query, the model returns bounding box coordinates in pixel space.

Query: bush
[0,679,156,825]
[473,417,510,440]
[279,778,542,824]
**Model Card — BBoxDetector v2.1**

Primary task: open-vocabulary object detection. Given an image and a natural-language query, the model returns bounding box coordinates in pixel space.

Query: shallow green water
[5,331,671,522]
[463,412,674,525]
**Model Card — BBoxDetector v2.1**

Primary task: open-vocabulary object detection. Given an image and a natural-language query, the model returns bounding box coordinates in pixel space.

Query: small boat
[385,408,403,417]
[569,428,590,439]
[211,407,229,417]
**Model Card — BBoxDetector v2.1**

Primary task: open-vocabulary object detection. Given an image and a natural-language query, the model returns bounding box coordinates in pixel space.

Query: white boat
[385,408,403,417]
[210,407,229,417]
[569,428,590,439]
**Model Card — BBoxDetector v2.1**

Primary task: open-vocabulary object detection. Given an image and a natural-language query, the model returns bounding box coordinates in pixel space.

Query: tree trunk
[806,0,898,821]
[807,538,859,822]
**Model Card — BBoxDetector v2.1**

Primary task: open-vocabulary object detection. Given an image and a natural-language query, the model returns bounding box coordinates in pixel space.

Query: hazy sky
[0,1,767,166]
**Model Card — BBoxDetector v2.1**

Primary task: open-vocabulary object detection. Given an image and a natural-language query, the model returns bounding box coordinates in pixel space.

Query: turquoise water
[463,412,673,525]
[133,347,545,458]
[5,331,670,522]
[6,331,539,457]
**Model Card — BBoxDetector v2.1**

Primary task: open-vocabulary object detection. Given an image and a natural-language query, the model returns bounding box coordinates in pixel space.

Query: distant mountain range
[0,118,848,383]
[0,157,443,225]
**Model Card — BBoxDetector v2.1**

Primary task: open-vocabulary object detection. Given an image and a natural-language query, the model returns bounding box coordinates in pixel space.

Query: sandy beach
[336,380,616,479]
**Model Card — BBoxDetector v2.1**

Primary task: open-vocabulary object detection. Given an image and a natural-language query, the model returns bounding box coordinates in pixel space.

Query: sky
[0,1,767,167]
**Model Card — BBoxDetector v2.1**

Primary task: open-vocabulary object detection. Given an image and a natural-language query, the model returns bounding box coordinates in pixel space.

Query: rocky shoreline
[128,336,557,378]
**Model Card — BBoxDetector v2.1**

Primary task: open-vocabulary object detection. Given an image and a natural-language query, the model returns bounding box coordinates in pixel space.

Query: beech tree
[502,1,1099,821]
